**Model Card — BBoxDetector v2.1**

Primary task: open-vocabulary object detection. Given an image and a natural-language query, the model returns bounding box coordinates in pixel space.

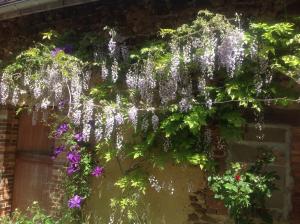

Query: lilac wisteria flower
[52,145,65,159]
[128,106,138,130]
[58,100,66,110]
[68,195,83,208]
[151,114,159,131]
[218,28,245,77]
[74,132,84,142]
[91,166,104,177]
[55,123,69,138]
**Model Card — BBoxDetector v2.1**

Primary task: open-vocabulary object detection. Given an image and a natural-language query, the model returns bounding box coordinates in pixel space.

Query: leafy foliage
[208,152,278,224]
[0,202,73,224]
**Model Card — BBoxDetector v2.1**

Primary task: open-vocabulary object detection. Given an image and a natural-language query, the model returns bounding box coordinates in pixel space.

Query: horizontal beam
[0,0,99,21]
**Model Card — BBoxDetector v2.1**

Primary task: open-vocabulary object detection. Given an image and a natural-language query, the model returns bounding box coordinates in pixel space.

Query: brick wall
[48,158,66,216]
[0,108,18,216]
[0,108,67,217]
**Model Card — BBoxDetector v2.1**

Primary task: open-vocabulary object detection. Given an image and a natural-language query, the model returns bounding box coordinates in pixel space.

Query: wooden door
[12,113,54,211]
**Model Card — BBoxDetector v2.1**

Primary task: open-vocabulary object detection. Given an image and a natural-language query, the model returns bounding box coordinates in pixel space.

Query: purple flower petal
[74,132,84,142]
[68,195,83,208]
[55,123,69,138]
[67,150,81,164]
[91,166,104,177]
[67,164,80,175]
[52,145,65,159]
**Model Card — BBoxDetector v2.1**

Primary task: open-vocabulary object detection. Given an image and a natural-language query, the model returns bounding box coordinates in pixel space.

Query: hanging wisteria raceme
[101,61,109,80]
[151,113,159,131]
[0,73,9,105]
[199,30,217,79]
[104,106,115,141]
[128,105,138,130]
[111,59,119,83]
[137,58,156,105]
[11,87,20,106]
[218,28,245,77]
[114,106,124,150]
[94,112,104,142]
[108,29,117,57]
[126,66,139,89]
[82,99,94,142]
[83,70,92,91]
[182,40,192,64]
[116,130,124,150]
[41,98,51,110]
[158,41,181,105]
[33,80,42,100]
[69,69,83,125]
[46,64,63,103]
[179,98,192,112]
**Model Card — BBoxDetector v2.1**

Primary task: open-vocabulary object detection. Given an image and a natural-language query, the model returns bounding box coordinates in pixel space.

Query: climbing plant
[0,10,299,223]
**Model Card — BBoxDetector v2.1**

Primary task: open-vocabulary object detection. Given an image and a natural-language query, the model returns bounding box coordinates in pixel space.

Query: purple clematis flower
[51,47,64,57]
[68,195,83,208]
[52,145,65,159]
[74,132,84,142]
[67,150,81,164]
[66,150,81,175]
[91,166,104,177]
[55,123,69,138]
[67,164,80,175]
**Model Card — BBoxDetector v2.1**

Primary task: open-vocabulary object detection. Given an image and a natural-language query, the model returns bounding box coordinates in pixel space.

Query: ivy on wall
[0,10,300,223]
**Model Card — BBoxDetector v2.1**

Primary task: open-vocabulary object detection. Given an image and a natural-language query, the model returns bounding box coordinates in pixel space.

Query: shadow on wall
[86,161,208,224]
